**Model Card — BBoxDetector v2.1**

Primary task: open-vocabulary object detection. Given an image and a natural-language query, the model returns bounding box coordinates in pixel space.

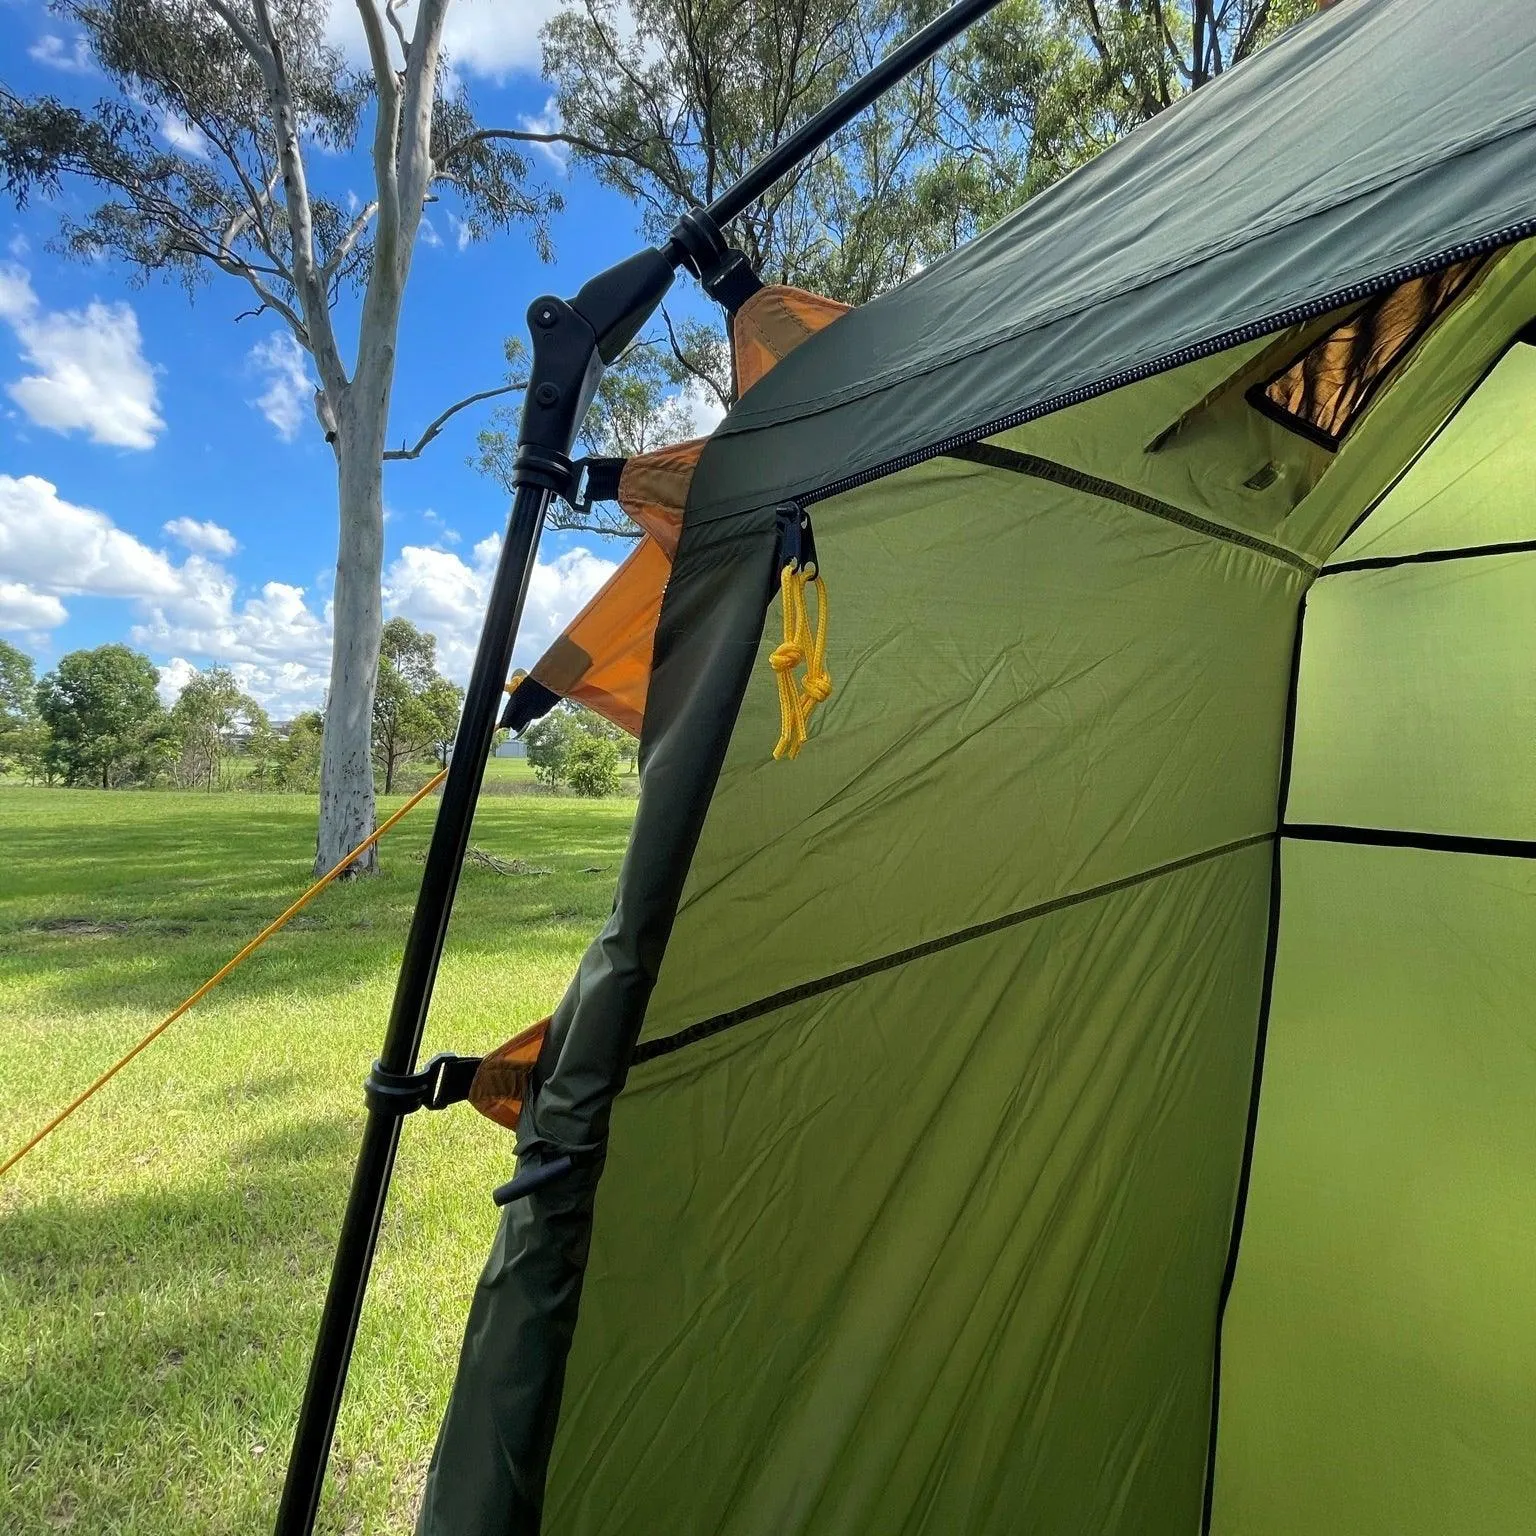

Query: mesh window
[1248,258,1488,450]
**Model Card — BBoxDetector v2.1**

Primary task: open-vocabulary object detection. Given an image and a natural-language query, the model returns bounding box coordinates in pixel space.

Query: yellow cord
[0,769,448,1181]
[769,562,832,760]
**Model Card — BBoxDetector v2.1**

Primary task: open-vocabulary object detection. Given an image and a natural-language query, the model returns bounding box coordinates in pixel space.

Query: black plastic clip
[564,455,626,516]
[775,501,817,576]
[491,1154,575,1207]
[363,1052,482,1117]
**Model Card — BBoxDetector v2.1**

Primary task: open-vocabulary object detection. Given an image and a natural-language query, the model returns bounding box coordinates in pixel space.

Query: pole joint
[363,1053,482,1117]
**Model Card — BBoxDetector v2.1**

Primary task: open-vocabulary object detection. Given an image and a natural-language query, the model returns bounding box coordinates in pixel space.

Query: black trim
[1321,537,1536,576]
[946,441,1319,576]
[1201,591,1307,1532]
[632,832,1274,1067]
[1246,384,1344,451]
[1282,822,1536,860]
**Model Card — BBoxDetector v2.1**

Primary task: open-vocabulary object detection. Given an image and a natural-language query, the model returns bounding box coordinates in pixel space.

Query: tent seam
[631,831,1275,1067]
[945,442,1319,575]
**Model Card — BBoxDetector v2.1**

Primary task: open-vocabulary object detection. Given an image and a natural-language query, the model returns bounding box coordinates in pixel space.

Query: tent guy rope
[0,767,448,1181]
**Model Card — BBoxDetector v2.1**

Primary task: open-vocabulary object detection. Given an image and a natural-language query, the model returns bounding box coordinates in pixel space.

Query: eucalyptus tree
[0,0,564,872]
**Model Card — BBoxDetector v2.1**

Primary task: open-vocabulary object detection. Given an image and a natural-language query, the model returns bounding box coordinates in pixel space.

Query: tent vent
[1247,257,1489,450]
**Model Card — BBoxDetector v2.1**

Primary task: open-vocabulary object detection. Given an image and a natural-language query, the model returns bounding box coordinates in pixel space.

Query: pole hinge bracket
[364,1053,482,1117]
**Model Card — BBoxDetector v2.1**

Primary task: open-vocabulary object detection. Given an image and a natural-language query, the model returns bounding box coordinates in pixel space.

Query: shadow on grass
[3,798,637,1021]
[1,1114,359,1534]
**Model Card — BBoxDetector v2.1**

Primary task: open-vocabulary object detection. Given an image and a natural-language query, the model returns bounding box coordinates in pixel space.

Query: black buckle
[564,455,626,516]
[364,1052,482,1117]
[775,502,817,574]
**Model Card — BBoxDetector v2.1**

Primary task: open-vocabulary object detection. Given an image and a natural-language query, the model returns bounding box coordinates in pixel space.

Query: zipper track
[800,220,1536,508]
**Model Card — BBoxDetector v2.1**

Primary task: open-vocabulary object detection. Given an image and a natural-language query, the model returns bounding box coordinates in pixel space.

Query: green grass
[0,785,638,1534]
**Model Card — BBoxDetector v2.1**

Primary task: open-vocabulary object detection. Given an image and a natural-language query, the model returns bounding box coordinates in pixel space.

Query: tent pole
[274,1,1008,1526]
[273,475,555,1536]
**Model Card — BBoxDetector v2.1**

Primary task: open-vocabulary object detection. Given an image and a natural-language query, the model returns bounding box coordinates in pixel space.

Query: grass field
[0,784,638,1534]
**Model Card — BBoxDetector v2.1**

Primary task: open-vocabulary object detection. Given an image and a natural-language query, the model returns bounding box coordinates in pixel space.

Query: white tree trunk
[315,391,388,875]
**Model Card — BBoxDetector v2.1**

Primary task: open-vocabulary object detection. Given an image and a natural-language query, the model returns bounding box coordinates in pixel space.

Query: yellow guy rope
[770,561,833,760]
[0,768,448,1180]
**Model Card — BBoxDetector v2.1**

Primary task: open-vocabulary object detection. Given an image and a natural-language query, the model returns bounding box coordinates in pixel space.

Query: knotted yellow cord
[769,561,832,760]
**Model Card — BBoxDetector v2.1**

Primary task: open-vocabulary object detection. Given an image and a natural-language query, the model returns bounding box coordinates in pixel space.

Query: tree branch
[245,0,347,398]
[661,307,729,409]
[320,199,378,284]
[439,125,662,183]
[1232,0,1276,63]
[354,0,402,270]
[199,0,272,71]
[395,0,451,262]
[385,0,411,65]
[383,382,526,460]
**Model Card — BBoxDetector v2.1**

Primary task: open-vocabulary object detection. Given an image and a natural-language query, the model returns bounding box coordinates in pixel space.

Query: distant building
[494,737,527,758]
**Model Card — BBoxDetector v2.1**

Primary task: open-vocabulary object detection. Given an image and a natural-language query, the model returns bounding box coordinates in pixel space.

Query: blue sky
[0,0,722,716]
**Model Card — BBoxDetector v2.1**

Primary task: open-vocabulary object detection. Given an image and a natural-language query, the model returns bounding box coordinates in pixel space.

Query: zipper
[800,219,1536,509]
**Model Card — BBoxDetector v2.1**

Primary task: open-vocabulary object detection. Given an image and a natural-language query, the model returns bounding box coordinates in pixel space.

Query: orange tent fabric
[513,286,851,738]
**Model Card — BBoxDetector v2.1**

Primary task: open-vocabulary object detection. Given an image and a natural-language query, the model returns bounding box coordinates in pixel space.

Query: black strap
[363,1053,482,1117]
[501,675,562,733]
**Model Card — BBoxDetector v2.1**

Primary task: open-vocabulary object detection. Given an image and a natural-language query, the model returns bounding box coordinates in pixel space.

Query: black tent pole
[275,2,1005,1529]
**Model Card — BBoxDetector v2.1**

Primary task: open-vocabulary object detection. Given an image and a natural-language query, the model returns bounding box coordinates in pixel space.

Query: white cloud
[324,0,558,79]
[446,212,474,252]
[0,473,617,715]
[160,112,210,159]
[250,330,313,442]
[0,582,67,634]
[419,215,442,249]
[0,265,163,450]
[0,474,184,601]
[164,516,239,556]
[679,379,727,437]
[0,473,331,711]
[519,97,567,171]
[155,655,198,707]
[384,535,616,679]
[420,507,460,544]
[29,34,92,73]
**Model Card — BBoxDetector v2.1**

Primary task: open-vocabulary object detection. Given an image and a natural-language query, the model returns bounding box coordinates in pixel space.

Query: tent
[418,1,1536,1530]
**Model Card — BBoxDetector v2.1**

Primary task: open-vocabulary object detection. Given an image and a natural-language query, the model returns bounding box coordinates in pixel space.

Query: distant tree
[0,0,571,873]
[35,644,172,787]
[272,708,325,792]
[420,674,464,768]
[0,639,47,780]
[170,665,268,789]
[523,708,579,788]
[565,732,621,797]
[372,617,460,793]
[523,703,628,789]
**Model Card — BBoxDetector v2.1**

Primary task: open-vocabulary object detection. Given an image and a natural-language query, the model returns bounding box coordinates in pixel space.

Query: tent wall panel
[1328,340,1536,566]
[640,456,1304,1044]
[550,842,1273,1536]
[1288,552,1536,840]
[1210,839,1536,1536]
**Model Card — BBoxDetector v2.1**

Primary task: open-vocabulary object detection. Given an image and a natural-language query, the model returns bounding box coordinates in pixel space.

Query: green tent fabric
[417,2,1536,1531]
